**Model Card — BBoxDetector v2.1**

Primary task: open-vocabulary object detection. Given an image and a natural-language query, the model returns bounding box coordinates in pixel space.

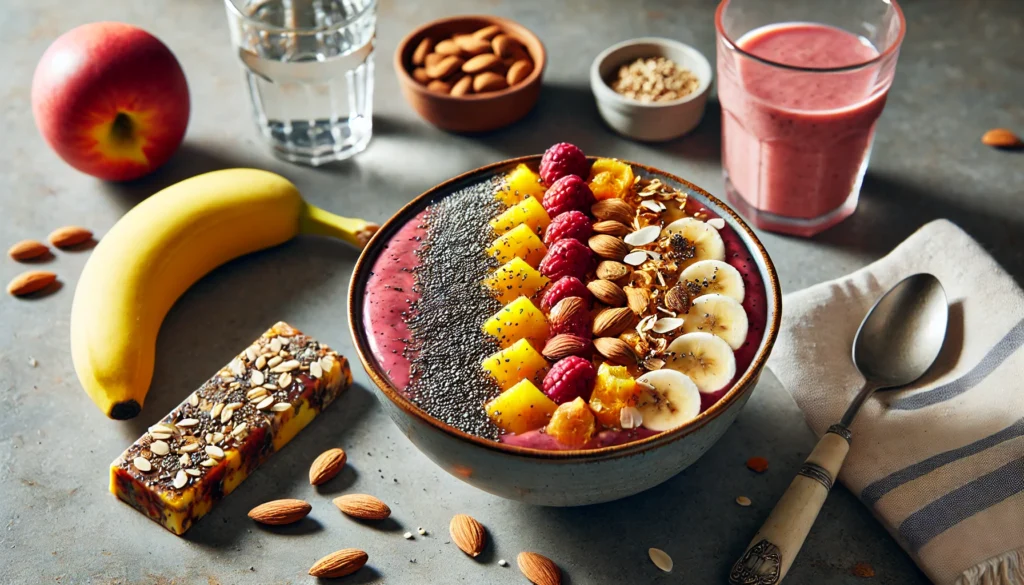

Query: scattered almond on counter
[649,547,674,572]
[309,447,347,485]
[7,270,57,297]
[981,128,1022,149]
[309,548,369,578]
[518,551,561,585]
[247,499,312,525]
[333,493,391,520]
[449,513,486,557]
[48,225,93,248]
[8,239,49,261]
[407,24,533,97]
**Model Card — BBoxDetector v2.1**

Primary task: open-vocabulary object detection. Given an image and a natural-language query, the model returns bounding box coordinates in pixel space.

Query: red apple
[31,22,190,181]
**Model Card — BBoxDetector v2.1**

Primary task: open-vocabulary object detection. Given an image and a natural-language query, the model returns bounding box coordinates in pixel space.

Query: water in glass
[225,0,376,165]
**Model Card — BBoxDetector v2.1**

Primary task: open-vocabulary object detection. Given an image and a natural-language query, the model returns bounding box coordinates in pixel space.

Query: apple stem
[298,203,379,249]
[110,112,134,144]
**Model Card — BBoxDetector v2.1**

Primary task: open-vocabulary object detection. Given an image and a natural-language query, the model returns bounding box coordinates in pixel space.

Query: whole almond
[412,67,431,84]
[624,286,650,315]
[412,37,434,66]
[425,52,443,68]
[548,296,587,332]
[8,239,49,261]
[506,59,533,85]
[592,199,634,224]
[594,337,637,366]
[982,128,1022,149]
[7,270,56,297]
[434,39,462,56]
[427,79,452,94]
[309,548,368,578]
[595,260,631,282]
[451,75,474,97]
[455,35,492,56]
[492,34,522,59]
[593,307,636,337]
[309,447,347,485]
[587,279,626,307]
[463,53,502,74]
[588,234,630,261]
[426,55,464,79]
[473,71,508,93]
[665,285,691,314]
[48,226,92,248]
[247,498,311,525]
[472,24,502,40]
[542,334,591,360]
[333,494,391,520]
[592,220,630,237]
[450,513,487,557]
[518,552,561,585]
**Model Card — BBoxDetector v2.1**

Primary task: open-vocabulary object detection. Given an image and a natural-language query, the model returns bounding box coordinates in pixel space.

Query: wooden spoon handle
[729,425,852,584]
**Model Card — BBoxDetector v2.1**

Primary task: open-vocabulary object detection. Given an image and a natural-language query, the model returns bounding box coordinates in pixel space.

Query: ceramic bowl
[591,38,713,142]
[348,157,781,506]
[394,15,546,133]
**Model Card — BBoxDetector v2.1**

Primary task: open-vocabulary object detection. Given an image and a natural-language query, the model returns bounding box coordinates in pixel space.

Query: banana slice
[635,369,701,431]
[665,332,737,394]
[679,259,745,303]
[682,293,749,350]
[663,218,725,265]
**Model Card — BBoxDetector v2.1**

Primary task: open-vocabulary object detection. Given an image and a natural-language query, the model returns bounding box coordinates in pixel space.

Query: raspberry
[540,142,590,185]
[541,175,595,218]
[544,211,592,246]
[539,238,593,282]
[542,356,597,404]
[540,276,591,312]
[548,296,591,338]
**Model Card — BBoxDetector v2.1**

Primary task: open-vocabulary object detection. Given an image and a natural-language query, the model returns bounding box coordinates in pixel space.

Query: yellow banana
[70,168,377,419]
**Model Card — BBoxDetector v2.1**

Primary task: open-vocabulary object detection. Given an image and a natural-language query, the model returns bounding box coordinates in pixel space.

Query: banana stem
[298,203,380,249]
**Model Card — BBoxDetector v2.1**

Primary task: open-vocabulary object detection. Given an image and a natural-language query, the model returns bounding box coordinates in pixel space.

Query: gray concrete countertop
[2,0,1021,583]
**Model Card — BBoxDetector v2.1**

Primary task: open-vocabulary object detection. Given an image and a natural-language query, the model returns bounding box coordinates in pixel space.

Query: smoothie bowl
[348,143,781,505]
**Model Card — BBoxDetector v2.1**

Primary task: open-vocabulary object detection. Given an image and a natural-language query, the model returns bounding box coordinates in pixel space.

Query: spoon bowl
[853,273,949,388]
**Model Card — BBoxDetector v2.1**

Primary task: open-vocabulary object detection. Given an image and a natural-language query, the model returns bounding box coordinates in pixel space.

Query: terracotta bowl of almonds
[394,15,546,133]
[591,38,713,142]
[348,147,781,506]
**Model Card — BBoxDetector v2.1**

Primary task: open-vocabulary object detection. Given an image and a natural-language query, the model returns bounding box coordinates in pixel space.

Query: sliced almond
[248,498,312,525]
[7,270,56,296]
[333,494,391,520]
[132,456,152,472]
[308,548,369,578]
[48,225,92,248]
[652,317,684,334]
[309,447,347,486]
[623,251,648,266]
[649,547,673,572]
[450,514,487,557]
[149,440,170,456]
[624,225,662,246]
[7,240,49,261]
[518,552,561,585]
[172,469,188,489]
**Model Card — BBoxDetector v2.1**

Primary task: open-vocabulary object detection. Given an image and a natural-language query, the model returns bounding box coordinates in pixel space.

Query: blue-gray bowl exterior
[348,156,781,506]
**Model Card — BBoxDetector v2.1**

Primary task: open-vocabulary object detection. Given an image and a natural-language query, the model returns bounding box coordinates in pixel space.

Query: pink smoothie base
[363,194,768,451]
[719,23,888,230]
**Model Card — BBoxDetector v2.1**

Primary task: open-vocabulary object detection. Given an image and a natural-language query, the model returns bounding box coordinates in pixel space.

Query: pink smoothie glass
[715,0,906,237]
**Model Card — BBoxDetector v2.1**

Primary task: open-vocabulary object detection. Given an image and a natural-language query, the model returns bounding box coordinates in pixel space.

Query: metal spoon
[729,273,948,585]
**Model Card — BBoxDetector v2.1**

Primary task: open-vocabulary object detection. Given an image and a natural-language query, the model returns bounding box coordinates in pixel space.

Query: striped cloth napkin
[768,219,1024,585]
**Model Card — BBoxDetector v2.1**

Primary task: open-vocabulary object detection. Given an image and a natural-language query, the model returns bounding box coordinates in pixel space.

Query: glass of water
[224,0,376,165]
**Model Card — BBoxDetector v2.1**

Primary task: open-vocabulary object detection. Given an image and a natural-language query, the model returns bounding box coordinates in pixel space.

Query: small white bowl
[591,38,713,142]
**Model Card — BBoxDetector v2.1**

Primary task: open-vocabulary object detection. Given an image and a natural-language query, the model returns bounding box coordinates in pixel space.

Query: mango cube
[482,338,549,390]
[482,257,550,304]
[589,362,640,428]
[482,295,548,349]
[496,164,546,206]
[485,379,559,435]
[486,223,548,268]
[490,195,550,237]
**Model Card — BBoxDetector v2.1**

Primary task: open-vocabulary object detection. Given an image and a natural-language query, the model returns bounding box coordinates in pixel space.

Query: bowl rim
[590,37,713,109]
[394,14,547,102]
[347,155,782,461]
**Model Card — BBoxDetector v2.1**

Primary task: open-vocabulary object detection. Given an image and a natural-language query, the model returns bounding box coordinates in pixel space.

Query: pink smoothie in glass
[719,23,888,233]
